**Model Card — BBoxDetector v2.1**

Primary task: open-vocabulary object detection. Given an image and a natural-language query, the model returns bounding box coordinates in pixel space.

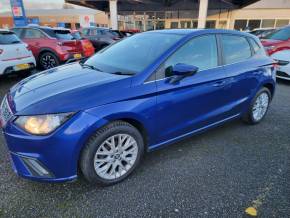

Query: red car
[261,26,290,55]
[12,26,86,70]
[71,30,95,58]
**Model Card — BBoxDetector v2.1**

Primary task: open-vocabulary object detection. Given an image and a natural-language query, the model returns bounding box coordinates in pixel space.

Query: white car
[271,50,290,80]
[0,29,36,76]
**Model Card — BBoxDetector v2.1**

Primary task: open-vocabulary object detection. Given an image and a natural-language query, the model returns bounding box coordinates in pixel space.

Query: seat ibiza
[1,29,276,185]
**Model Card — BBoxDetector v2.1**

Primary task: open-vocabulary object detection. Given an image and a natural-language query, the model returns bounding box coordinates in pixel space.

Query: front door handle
[213,81,226,87]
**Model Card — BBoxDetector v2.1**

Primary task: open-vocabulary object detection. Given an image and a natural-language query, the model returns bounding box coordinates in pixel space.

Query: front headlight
[14,113,74,135]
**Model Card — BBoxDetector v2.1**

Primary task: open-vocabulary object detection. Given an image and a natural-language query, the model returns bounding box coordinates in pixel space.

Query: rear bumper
[0,56,36,75]
[276,70,290,80]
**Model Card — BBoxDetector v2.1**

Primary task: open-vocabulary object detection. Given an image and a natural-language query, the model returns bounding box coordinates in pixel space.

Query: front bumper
[2,111,106,182]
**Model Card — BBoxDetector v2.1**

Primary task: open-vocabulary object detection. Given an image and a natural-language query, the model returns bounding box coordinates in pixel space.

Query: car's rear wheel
[80,121,144,186]
[243,87,271,124]
[39,52,60,70]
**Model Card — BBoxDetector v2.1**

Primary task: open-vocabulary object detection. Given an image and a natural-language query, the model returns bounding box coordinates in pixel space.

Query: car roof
[147,28,254,38]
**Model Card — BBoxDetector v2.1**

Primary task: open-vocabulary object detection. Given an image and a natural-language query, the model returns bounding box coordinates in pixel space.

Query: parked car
[1,29,276,186]
[71,30,95,58]
[11,26,84,70]
[111,30,126,39]
[249,28,275,39]
[261,26,290,55]
[80,27,120,51]
[0,29,36,76]
[271,50,290,80]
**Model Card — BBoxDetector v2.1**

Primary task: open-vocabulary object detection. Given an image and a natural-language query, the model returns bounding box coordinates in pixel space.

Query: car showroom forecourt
[0,29,276,186]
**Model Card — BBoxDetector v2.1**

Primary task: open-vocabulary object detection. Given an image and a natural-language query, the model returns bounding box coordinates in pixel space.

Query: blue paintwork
[2,29,276,182]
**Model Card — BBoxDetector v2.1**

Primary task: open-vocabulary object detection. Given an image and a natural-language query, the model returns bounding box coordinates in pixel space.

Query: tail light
[26,45,32,52]
[0,49,3,55]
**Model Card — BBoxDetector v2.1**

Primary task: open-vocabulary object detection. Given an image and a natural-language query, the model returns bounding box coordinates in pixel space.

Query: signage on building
[79,15,94,27]
[10,0,27,26]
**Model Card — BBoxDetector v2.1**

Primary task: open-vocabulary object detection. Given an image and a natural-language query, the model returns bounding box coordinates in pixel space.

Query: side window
[248,37,264,55]
[23,29,45,39]
[221,35,252,64]
[156,35,218,79]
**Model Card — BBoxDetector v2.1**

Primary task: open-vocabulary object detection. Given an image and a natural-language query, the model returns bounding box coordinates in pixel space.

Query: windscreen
[85,32,183,75]
[264,28,290,41]
[0,32,21,44]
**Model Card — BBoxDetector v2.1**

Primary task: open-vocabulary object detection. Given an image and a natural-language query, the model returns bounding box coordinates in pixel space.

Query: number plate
[14,63,30,71]
[0,97,13,128]
[73,54,82,59]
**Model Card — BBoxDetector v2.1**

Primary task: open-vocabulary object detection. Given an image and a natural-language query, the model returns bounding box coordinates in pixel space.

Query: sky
[0,0,86,14]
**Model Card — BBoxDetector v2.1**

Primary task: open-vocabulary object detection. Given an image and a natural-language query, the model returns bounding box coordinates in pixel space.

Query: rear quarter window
[221,35,252,65]
[248,37,265,55]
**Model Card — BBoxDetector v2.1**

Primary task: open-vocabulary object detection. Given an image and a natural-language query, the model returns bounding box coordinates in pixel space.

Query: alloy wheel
[40,54,57,69]
[252,92,269,122]
[93,134,138,180]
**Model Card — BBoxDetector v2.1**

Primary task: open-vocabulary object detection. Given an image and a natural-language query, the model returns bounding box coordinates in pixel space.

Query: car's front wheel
[243,87,271,124]
[80,121,144,186]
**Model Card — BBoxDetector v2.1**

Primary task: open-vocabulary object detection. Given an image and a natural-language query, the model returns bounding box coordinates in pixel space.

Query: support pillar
[197,0,208,29]
[109,0,118,30]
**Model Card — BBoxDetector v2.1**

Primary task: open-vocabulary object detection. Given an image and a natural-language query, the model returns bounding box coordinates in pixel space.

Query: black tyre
[80,121,144,186]
[39,52,60,70]
[243,87,271,125]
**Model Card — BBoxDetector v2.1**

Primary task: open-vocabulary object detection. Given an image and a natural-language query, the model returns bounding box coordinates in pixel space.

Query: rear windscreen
[54,30,74,40]
[0,32,21,44]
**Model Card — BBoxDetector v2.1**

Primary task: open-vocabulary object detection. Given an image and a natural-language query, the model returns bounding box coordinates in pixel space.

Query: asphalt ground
[0,74,289,218]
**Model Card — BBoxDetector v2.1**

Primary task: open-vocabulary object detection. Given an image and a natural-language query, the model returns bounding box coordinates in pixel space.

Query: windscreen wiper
[80,63,103,72]
[111,71,135,76]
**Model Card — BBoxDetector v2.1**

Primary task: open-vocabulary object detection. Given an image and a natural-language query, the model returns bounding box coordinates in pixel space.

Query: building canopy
[66,0,259,12]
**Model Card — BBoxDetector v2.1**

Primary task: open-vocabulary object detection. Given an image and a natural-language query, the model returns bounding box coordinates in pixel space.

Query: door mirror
[167,63,199,84]
[172,63,199,76]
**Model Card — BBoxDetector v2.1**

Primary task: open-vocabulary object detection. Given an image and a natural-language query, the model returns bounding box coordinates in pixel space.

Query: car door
[21,28,46,58]
[219,34,265,115]
[154,35,234,144]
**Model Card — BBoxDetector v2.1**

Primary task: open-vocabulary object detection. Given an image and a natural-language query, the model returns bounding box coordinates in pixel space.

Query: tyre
[39,52,60,70]
[80,121,144,186]
[243,87,271,125]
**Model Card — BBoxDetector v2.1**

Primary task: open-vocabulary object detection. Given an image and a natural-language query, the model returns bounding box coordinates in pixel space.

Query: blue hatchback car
[1,29,276,185]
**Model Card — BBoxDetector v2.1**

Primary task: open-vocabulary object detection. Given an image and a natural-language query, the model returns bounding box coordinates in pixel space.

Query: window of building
[165,11,178,19]
[276,19,289,28]
[206,20,216,29]
[192,20,198,28]
[180,21,191,28]
[221,35,252,65]
[248,20,261,30]
[157,35,218,79]
[156,21,165,30]
[146,21,154,31]
[156,12,165,19]
[75,23,80,29]
[234,20,248,30]
[261,19,275,28]
[170,22,178,29]
[64,23,71,29]
[23,29,45,39]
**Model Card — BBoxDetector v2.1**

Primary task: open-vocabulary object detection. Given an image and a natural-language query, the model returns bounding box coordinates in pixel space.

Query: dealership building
[66,0,290,31]
[2,0,290,31]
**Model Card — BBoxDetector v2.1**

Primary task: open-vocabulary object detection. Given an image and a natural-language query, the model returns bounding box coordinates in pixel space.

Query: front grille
[0,96,13,127]
[277,71,290,78]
